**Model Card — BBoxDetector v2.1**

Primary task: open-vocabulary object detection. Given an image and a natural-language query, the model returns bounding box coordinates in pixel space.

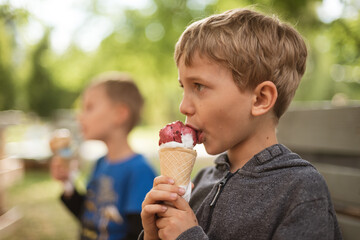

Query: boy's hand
[50,155,70,182]
[141,176,187,240]
[156,195,198,240]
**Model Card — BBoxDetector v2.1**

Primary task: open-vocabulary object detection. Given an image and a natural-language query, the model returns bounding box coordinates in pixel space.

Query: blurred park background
[0,0,359,239]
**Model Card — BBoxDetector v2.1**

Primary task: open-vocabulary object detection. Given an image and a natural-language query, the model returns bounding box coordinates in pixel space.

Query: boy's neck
[227,123,278,172]
[104,132,134,162]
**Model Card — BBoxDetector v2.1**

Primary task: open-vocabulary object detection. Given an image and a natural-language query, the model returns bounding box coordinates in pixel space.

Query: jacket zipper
[204,171,234,232]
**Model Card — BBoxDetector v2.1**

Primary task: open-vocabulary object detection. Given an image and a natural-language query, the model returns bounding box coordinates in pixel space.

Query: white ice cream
[159,133,194,149]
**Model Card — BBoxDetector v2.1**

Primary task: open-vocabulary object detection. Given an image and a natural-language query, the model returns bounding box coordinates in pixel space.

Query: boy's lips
[197,131,204,144]
[185,123,204,144]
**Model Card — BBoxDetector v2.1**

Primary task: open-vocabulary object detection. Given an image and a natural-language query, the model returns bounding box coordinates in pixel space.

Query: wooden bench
[0,111,24,238]
[277,105,360,240]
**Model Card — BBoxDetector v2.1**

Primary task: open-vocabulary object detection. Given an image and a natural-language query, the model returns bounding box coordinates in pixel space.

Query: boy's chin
[204,144,223,156]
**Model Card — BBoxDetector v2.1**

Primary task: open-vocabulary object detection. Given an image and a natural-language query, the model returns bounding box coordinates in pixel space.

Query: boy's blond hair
[175,8,307,118]
[89,71,144,132]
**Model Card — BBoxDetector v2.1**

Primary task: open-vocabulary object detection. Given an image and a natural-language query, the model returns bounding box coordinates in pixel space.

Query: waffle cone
[159,147,197,186]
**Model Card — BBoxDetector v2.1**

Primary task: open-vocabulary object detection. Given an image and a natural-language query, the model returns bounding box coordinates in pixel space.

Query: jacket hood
[214,144,314,175]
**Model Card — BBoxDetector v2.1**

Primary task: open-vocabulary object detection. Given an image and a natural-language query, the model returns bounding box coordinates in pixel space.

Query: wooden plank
[312,163,360,211]
[0,158,24,190]
[0,111,23,231]
[277,106,360,155]
[0,158,23,215]
[0,168,24,190]
[277,106,360,239]
[0,110,23,159]
[0,110,22,126]
[0,128,4,160]
[0,191,4,215]
[0,207,22,239]
[336,213,360,240]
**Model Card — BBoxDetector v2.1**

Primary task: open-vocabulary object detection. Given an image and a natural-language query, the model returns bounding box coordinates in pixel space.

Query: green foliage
[0,5,17,110]
[26,31,76,117]
[26,31,56,117]
[56,0,218,124]
[1,0,360,121]
[0,51,15,110]
[331,17,360,65]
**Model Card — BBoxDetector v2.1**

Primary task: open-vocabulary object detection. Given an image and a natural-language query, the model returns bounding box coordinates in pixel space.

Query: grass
[3,156,215,240]
[3,170,79,240]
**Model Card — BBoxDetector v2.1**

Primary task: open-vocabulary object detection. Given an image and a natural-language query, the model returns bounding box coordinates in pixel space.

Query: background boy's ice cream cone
[49,128,75,172]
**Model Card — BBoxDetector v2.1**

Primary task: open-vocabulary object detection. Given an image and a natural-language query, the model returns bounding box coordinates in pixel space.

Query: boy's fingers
[153,184,186,196]
[156,205,178,218]
[153,175,175,187]
[142,204,167,216]
[156,197,191,218]
[155,215,169,229]
[143,189,179,207]
[171,195,191,211]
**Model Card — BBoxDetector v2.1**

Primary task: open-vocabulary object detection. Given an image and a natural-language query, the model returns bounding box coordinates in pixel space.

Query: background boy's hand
[141,176,186,240]
[156,196,198,240]
[50,155,70,182]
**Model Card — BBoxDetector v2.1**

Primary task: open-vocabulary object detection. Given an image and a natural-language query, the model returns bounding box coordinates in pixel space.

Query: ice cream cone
[49,129,72,167]
[159,147,196,201]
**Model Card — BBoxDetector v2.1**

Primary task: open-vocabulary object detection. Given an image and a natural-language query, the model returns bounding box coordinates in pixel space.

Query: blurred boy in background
[51,71,156,240]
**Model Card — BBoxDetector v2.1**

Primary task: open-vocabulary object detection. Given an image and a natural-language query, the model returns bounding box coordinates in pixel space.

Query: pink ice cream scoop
[159,121,199,148]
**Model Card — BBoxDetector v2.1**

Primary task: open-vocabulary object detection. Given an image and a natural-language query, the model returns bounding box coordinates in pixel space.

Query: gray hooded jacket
[139,144,342,240]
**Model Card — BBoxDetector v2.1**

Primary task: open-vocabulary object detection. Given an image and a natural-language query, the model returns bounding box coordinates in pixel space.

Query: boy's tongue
[159,121,199,148]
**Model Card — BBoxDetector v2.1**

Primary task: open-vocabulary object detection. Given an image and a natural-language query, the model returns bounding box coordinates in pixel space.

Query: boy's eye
[179,82,184,88]
[194,83,204,91]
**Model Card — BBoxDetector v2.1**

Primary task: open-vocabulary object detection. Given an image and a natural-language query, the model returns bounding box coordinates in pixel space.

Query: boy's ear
[113,103,130,125]
[251,81,278,117]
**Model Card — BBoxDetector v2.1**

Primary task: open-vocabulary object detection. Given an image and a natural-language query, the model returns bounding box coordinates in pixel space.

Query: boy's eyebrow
[180,75,210,84]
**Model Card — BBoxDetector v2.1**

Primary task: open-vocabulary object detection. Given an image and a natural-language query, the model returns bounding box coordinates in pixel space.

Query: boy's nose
[179,94,195,116]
